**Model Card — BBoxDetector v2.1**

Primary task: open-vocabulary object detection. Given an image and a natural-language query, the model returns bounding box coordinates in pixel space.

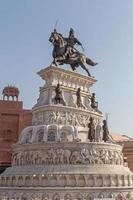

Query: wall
[119,141,133,172]
[0,100,32,171]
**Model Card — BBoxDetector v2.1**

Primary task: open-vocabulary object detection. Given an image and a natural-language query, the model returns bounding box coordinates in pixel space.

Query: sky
[0,0,133,137]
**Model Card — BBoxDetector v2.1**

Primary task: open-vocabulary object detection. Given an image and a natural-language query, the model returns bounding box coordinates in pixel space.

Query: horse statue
[49,28,98,76]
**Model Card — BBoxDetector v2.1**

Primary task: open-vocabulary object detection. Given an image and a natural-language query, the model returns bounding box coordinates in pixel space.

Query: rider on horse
[65,28,82,58]
[49,27,98,76]
[51,28,82,60]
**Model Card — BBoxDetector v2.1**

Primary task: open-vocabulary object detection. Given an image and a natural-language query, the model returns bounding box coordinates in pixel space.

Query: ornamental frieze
[12,147,123,166]
[32,110,101,127]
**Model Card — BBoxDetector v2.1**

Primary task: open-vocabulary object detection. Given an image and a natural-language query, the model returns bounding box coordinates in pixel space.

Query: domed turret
[2,85,19,101]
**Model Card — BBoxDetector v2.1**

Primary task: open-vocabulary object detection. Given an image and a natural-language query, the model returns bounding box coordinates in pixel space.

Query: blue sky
[0,0,133,137]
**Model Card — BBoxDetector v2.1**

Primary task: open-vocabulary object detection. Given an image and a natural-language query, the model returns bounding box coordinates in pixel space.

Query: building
[0,86,32,172]
[112,133,133,172]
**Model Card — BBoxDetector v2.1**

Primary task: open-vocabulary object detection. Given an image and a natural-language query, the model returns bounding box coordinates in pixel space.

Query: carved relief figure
[11,193,19,200]
[89,149,97,164]
[55,149,62,164]
[86,194,93,200]
[70,150,81,164]
[53,193,60,200]
[108,150,115,164]
[43,110,92,128]
[41,152,50,164]
[42,193,49,200]
[116,193,126,200]
[91,148,102,164]
[64,193,72,200]
[60,112,67,125]
[77,114,85,127]
[126,193,133,200]
[76,193,83,200]
[63,149,71,164]
[12,147,123,166]
[48,112,56,124]
[119,152,124,165]
[31,193,39,200]
[81,148,90,164]
[21,193,28,200]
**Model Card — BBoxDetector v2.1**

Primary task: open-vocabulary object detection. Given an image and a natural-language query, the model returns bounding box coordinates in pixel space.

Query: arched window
[60,131,68,142]
[47,131,56,142]
[25,131,32,143]
[38,130,44,142]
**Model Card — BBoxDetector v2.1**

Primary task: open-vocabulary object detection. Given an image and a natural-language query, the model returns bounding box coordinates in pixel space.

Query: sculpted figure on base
[88,117,95,142]
[102,120,110,142]
[54,83,66,105]
[76,88,85,109]
[90,93,98,110]
[102,120,114,143]
[49,28,97,76]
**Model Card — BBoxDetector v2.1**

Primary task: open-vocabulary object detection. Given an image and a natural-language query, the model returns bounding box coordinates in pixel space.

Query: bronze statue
[90,93,98,110]
[76,88,85,108]
[54,83,66,105]
[65,28,82,59]
[88,117,95,142]
[102,120,109,142]
[76,88,82,107]
[49,28,98,76]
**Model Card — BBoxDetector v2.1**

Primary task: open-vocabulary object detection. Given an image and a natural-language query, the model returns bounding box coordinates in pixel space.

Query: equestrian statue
[49,28,98,77]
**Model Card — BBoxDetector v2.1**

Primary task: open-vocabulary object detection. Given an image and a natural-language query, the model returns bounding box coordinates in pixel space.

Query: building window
[25,131,32,143]
[47,131,56,142]
[38,130,44,142]
[60,131,68,142]
[3,129,12,141]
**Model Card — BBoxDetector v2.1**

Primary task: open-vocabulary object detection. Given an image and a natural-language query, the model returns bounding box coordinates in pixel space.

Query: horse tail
[86,57,97,66]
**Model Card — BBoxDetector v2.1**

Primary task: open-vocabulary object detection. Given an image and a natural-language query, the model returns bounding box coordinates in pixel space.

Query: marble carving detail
[12,147,123,166]
[0,192,133,200]
[32,110,100,127]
